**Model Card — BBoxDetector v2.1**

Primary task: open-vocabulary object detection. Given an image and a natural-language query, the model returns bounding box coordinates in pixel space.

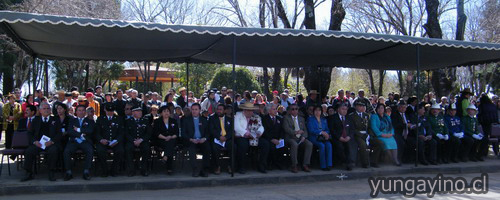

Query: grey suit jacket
[283,114,308,140]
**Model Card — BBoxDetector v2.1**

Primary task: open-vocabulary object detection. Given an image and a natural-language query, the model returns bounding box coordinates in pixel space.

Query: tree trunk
[302,0,343,96]
[329,0,345,31]
[283,68,291,89]
[275,0,291,28]
[303,0,316,29]
[259,0,271,99]
[303,66,332,98]
[378,69,386,97]
[397,70,404,95]
[424,0,455,99]
[423,0,443,39]
[366,69,376,95]
[456,0,467,41]
[2,53,15,94]
[262,67,271,99]
[272,67,281,91]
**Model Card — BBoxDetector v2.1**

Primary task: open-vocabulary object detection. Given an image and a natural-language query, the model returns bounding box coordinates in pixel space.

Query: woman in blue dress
[307,106,333,170]
[371,103,401,166]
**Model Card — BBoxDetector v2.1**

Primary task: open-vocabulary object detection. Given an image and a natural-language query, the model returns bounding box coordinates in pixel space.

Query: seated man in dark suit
[390,100,410,163]
[21,102,62,182]
[406,103,437,165]
[63,105,95,181]
[329,103,354,170]
[125,107,152,177]
[209,104,234,175]
[182,103,211,177]
[17,105,37,131]
[262,104,286,171]
[95,103,125,177]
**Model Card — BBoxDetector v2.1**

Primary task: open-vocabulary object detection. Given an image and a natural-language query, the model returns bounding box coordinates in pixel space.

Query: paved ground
[2,131,500,199]
[5,172,500,199]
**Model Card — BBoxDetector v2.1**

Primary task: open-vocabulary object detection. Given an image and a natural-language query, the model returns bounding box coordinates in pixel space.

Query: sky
[20,0,485,94]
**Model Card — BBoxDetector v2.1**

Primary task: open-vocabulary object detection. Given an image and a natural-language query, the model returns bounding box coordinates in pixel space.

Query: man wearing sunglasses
[282,104,313,173]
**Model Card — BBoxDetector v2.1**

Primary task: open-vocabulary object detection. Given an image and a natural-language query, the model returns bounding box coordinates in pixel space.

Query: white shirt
[42,116,50,123]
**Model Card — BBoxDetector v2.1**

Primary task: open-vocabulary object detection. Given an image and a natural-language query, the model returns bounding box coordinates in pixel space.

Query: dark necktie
[341,116,347,138]
[27,118,32,129]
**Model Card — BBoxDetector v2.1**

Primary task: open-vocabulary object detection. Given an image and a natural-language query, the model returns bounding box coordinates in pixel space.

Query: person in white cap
[463,104,487,161]
[429,103,459,164]
[444,103,473,162]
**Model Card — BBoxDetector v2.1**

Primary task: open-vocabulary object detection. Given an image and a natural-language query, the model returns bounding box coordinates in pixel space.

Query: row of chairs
[2,125,499,176]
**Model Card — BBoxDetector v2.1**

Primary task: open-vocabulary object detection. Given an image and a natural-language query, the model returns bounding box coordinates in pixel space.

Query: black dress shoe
[346,166,353,171]
[429,161,438,165]
[470,157,477,162]
[257,167,267,174]
[477,157,484,162]
[83,172,91,180]
[192,170,199,177]
[442,159,449,164]
[371,163,380,168]
[49,171,56,181]
[450,158,459,163]
[127,171,135,177]
[141,170,149,177]
[237,169,246,174]
[419,160,429,165]
[199,170,208,177]
[64,173,73,181]
[361,164,369,168]
[20,173,34,182]
[109,170,118,177]
[395,163,402,167]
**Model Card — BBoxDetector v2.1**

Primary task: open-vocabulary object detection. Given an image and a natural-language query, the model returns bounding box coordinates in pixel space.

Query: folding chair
[0,131,29,176]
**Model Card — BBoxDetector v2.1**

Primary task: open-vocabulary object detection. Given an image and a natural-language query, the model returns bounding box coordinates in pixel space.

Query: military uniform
[95,114,125,176]
[348,111,383,167]
[428,114,458,163]
[125,116,151,176]
[444,114,473,162]
[463,115,488,161]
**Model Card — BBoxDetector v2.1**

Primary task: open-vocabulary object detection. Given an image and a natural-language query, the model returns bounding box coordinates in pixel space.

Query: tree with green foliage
[52,61,124,91]
[170,63,223,97]
[210,67,261,95]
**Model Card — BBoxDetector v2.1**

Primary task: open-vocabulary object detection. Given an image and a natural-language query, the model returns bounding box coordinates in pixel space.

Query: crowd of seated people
[0,85,497,182]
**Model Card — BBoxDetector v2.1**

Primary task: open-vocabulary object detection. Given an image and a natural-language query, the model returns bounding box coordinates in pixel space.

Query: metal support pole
[186,61,190,97]
[415,44,421,167]
[28,59,32,95]
[319,67,322,100]
[427,70,430,97]
[44,60,48,96]
[296,68,300,94]
[31,57,37,95]
[135,76,138,89]
[231,36,236,177]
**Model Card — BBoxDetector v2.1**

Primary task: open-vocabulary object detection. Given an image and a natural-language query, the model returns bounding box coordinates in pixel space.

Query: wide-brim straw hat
[239,102,259,110]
